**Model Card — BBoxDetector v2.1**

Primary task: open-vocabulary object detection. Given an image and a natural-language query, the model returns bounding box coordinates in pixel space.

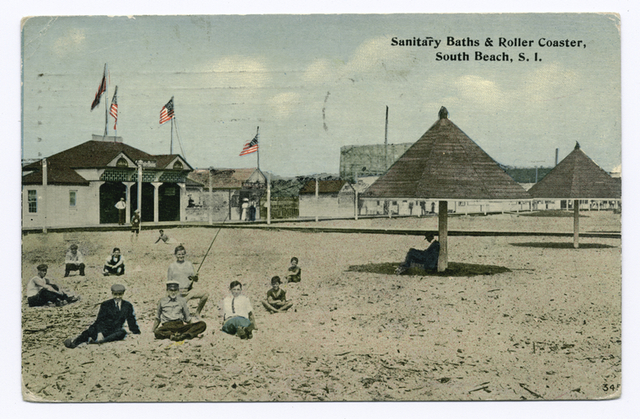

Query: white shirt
[65,250,84,264]
[222,294,252,320]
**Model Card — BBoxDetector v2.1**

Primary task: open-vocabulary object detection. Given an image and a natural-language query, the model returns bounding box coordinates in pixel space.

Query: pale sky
[22,13,621,176]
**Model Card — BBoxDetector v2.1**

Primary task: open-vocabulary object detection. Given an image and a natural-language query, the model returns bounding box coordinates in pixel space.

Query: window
[116,158,129,168]
[69,190,77,207]
[28,190,37,213]
[173,161,183,170]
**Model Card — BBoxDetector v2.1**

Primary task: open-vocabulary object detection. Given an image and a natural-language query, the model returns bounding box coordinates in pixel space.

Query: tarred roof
[188,168,258,189]
[365,107,530,200]
[528,143,621,199]
[299,179,348,194]
[22,140,187,185]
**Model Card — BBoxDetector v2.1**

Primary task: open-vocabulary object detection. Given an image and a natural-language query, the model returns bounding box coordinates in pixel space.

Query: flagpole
[170,117,174,154]
[256,126,260,170]
[103,63,109,138]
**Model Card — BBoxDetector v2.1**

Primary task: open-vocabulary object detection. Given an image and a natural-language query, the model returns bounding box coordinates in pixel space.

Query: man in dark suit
[64,284,141,348]
[395,232,441,275]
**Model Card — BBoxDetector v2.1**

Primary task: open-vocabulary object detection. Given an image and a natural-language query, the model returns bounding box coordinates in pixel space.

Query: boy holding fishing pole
[167,245,209,319]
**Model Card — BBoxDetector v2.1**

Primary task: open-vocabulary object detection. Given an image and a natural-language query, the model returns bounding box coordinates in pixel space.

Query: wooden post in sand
[438,200,448,272]
[267,172,271,225]
[573,199,580,249]
[42,158,47,233]
[315,176,319,223]
[208,168,213,225]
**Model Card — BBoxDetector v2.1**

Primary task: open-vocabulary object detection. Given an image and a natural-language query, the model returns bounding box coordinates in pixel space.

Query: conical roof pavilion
[528,142,621,199]
[365,107,530,200]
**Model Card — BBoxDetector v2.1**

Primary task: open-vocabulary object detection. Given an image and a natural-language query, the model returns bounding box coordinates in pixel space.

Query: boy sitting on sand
[103,247,125,276]
[221,281,257,339]
[286,257,301,283]
[262,276,293,314]
[152,281,207,341]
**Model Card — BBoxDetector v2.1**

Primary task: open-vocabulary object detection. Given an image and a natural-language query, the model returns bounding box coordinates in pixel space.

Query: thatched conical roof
[364,107,530,200]
[528,142,621,199]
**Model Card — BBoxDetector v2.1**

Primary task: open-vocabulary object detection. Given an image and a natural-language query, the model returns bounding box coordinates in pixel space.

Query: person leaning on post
[152,281,207,342]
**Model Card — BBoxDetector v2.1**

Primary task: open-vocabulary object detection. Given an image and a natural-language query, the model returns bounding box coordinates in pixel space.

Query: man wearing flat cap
[64,284,140,348]
[152,281,207,341]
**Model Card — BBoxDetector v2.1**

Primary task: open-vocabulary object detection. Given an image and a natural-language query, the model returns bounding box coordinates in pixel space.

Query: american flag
[159,97,174,125]
[90,67,107,111]
[109,86,118,129]
[239,134,259,156]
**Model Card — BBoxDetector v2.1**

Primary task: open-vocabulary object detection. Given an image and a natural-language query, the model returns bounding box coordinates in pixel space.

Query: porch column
[178,184,187,222]
[123,182,135,224]
[152,182,162,224]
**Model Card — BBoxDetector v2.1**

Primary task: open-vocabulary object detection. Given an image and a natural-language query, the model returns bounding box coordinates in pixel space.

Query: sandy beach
[21,212,621,401]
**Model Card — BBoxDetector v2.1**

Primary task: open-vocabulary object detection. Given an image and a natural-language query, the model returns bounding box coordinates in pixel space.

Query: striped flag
[239,133,259,156]
[159,97,174,125]
[109,86,118,129]
[90,66,107,111]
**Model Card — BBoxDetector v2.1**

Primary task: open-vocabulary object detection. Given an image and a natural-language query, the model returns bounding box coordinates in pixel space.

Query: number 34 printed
[602,384,620,392]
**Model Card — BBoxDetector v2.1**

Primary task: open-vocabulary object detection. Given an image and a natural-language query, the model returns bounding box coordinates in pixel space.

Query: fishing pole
[188,215,228,290]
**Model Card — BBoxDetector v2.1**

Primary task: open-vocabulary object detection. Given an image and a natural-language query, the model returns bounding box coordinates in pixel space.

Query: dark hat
[37,263,48,271]
[166,281,180,290]
[111,284,126,293]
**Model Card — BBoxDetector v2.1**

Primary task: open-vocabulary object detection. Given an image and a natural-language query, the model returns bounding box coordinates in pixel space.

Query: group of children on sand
[27,239,303,347]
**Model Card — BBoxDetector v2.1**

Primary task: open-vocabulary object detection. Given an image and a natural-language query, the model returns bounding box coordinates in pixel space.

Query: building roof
[299,179,348,194]
[188,168,260,189]
[22,140,189,185]
[364,107,531,200]
[528,142,621,199]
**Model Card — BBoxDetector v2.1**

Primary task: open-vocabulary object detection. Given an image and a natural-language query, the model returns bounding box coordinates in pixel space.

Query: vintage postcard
[20,13,621,403]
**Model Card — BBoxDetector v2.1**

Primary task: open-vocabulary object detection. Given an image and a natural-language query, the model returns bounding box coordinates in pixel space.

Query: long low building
[22,135,193,229]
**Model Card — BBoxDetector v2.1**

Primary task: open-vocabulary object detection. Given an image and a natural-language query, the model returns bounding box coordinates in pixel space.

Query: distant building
[22,136,192,229]
[298,179,355,218]
[339,143,413,180]
[187,168,266,221]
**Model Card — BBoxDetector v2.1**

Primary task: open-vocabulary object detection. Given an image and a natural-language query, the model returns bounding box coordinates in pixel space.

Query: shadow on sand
[346,262,512,277]
[510,242,615,249]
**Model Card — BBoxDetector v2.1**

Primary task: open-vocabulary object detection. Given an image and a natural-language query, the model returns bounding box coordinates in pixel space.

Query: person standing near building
[115,198,127,225]
[130,209,141,239]
[65,244,85,277]
[241,198,250,221]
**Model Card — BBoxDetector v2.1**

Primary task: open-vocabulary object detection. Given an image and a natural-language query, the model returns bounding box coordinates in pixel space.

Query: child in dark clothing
[262,276,293,313]
[285,257,301,283]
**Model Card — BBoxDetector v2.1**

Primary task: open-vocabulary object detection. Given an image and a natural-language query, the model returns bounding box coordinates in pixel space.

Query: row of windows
[27,190,77,213]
